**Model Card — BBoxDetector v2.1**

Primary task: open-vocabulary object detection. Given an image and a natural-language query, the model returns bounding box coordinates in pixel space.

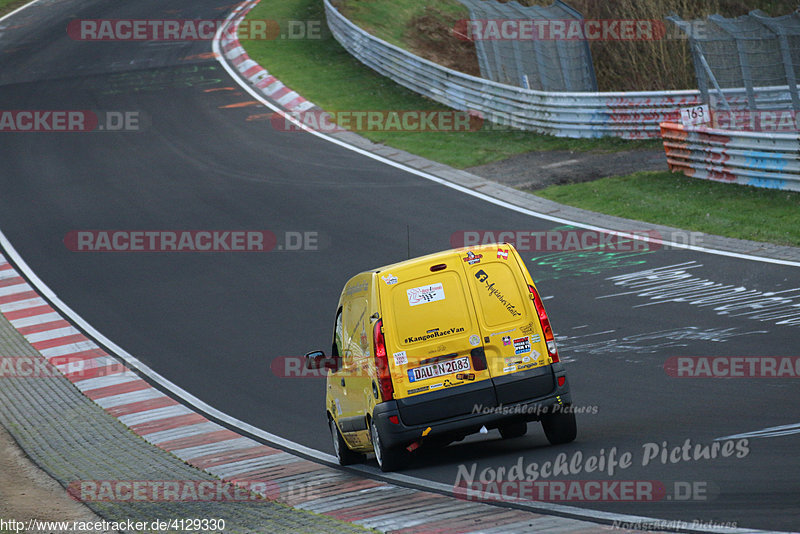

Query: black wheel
[499,422,528,439]
[370,419,404,472]
[541,410,577,445]
[330,417,364,466]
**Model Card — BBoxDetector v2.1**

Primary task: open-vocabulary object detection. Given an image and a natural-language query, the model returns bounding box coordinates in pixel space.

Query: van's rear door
[378,260,498,426]
[463,246,556,405]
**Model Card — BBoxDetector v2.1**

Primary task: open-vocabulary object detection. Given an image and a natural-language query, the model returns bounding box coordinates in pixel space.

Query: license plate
[408,357,471,382]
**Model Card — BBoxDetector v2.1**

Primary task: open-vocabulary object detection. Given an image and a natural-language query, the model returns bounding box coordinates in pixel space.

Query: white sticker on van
[393,351,408,366]
[382,274,398,285]
[469,334,481,347]
[407,283,445,306]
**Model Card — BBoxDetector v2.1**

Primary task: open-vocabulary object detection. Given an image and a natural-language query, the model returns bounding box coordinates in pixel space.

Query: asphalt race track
[1,0,799,530]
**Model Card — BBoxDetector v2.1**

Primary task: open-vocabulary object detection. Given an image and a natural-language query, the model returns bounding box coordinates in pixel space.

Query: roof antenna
[407,224,411,259]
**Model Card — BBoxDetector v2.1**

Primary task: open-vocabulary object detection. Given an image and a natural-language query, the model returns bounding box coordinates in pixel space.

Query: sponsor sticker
[408,385,429,395]
[502,335,512,346]
[497,248,509,260]
[514,336,531,355]
[520,323,535,335]
[382,273,398,285]
[491,329,515,337]
[407,283,445,306]
[503,366,516,373]
[463,251,483,265]
[405,327,465,344]
[469,334,481,347]
[393,351,408,366]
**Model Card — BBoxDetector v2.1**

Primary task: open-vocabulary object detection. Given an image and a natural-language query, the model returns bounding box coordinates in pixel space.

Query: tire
[370,419,404,472]
[330,417,364,466]
[499,422,527,440]
[541,410,577,445]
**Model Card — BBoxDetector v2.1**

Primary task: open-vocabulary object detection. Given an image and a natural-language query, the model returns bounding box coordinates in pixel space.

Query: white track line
[0,0,43,21]
[718,422,800,441]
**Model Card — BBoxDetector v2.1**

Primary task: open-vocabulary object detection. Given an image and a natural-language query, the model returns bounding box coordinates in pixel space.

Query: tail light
[373,319,394,401]
[529,284,560,363]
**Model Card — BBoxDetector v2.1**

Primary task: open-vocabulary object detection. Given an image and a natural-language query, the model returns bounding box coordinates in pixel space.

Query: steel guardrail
[660,121,800,191]
[324,0,800,140]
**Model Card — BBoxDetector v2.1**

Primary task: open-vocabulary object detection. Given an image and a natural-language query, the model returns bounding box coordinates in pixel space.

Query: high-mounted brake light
[529,284,560,363]
[373,319,394,401]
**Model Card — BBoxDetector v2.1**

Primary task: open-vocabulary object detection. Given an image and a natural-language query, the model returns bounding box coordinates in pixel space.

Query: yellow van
[305,244,576,471]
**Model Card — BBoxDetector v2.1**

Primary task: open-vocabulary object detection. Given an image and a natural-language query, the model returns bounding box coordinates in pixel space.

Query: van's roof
[370,243,511,274]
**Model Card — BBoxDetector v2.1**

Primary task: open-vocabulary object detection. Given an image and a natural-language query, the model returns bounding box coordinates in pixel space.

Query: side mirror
[305,350,339,371]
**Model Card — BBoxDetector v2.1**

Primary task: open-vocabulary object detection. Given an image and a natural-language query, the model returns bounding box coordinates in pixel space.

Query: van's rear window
[469,262,526,327]
[390,272,471,345]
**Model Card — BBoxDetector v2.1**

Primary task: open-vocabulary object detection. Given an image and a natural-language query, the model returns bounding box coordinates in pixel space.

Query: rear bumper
[373,364,572,450]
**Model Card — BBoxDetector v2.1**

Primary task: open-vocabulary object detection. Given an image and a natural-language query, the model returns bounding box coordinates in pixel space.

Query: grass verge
[241,0,659,169]
[332,0,478,75]
[535,171,800,247]
[242,0,799,248]
[0,0,29,16]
